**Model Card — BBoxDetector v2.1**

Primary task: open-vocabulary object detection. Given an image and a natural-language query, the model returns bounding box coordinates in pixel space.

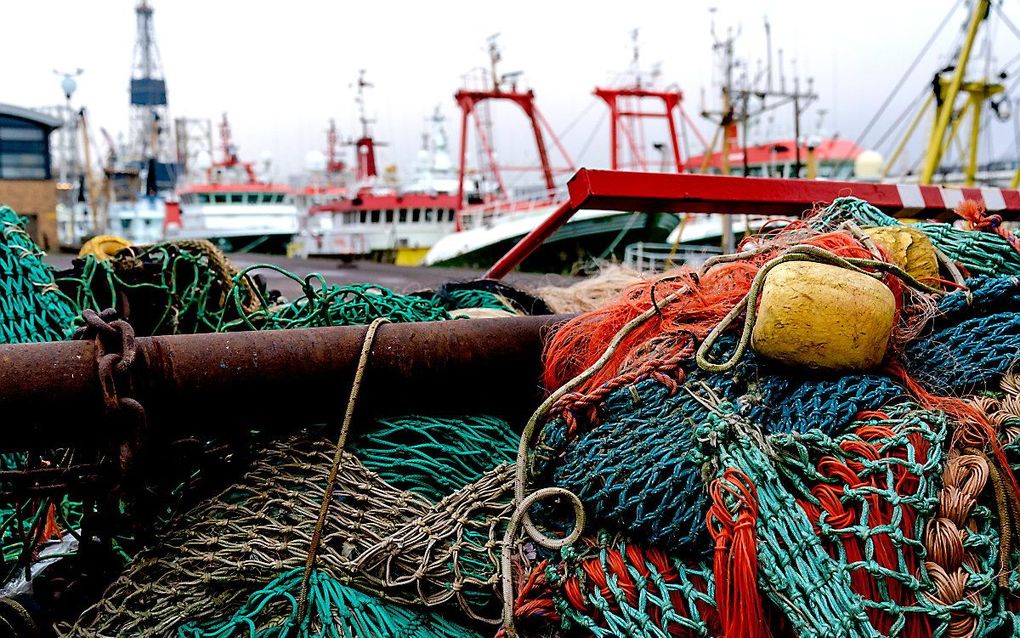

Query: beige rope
[295,317,389,623]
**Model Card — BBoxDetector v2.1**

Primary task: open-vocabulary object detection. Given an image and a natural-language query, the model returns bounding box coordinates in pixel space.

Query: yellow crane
[888,0,1006,186]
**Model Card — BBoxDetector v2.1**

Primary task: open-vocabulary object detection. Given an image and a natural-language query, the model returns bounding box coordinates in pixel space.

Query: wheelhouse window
[213,194,227,204]
[247,193,259,204]
[370,210,380,224]
[230,193,244,204]
[399,209,408,223]
[424,208,433,222]
[359,211,367,224]
[198,193,211,204]
[412,209,421,223]
[385,210,394,223]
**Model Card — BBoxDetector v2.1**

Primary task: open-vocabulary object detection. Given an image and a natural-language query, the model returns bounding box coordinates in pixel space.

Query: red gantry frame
[484,169,1020,279]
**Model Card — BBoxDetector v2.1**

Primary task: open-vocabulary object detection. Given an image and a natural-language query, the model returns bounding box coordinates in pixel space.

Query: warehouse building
[0,103,61,250]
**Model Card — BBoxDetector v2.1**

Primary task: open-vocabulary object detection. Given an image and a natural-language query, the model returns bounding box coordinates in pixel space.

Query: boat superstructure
[165,113,298,253]
[296,74,458,264]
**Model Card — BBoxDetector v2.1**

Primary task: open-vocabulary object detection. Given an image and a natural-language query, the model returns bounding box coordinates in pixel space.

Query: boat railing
[623,242,724,272]
[457,186,569,231]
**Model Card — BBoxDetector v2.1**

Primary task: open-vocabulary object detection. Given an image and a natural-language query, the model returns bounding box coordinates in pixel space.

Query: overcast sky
[2,0,1017,183]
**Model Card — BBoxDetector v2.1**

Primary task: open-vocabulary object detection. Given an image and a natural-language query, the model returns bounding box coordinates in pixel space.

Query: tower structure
[128,0,175,186]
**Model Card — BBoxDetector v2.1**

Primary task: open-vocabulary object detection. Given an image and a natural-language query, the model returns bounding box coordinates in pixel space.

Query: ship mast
[592,30,685,173]
[128,0,174,185]
[352,70,379,182]
[454,36,573,208]
[212,113,257,183]
[699,12,817,178]
[326,119,345,175]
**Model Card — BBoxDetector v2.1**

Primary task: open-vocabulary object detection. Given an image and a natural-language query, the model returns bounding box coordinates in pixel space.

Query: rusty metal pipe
[0,315,570,450]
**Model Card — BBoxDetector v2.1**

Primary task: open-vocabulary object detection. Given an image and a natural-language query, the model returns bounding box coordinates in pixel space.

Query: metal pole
[0,315,567,450]
[793,86,802,178]
[966,92,981,186]
[455,97,471,208]
[920,0,990,183]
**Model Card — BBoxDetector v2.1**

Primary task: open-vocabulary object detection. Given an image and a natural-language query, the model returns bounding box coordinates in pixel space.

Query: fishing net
[513,397,1012,638]
[66,412,519,637]
[505,204,1020,638]
[0,207,547,635]
[55,240,244,335]
[56,249,455,335]
[0,207,83,585]
[810,196,1020,276]
[6,195,1020,638]
[177,567,482,638]
[0,206,77,343]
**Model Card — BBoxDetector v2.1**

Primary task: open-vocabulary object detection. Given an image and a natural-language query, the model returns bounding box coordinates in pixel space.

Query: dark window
[248,193,259,204]
[412,209,421,223]
[213,194,227,204]
[230,193,243,204]
[359,211,367,224]
[399,209,408,223]
[371,210,380,223]
[276,193,286,203]
[0,115,51,180]
[447,209,456,222]
[385,210,394,223]
[198,193,211,204]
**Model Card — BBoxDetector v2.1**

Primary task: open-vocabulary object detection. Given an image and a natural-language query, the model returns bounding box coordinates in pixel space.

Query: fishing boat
[295,76,459,264]
[164,114,299,253]
[423,39,681,272]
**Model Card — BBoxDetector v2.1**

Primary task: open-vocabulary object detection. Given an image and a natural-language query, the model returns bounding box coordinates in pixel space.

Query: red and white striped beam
[566,169,1020,220]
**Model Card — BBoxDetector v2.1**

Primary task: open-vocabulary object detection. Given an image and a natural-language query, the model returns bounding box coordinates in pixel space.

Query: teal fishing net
[0,206,76,343]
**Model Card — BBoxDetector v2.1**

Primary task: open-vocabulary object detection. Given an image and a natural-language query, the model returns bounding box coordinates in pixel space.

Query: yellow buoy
[751,261,895,371]
[79,235,132,261]
[863,226,938,281]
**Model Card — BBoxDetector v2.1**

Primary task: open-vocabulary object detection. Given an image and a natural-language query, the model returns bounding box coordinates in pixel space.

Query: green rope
[57,243,236,335]
[441,289,515,313]
[219,265,450,332]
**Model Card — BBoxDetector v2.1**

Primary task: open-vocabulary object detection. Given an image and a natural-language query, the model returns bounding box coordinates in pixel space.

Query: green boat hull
[431,211,680,273]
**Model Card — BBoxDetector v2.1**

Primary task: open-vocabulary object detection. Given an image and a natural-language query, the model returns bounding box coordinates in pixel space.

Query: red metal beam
[485,200,576,279]
[484,169,1020,278]
[567,170,1020,220]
